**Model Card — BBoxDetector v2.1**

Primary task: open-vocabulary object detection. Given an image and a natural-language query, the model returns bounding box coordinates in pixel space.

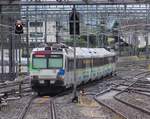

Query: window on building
[29,21,43,27]
[30,32,43,37]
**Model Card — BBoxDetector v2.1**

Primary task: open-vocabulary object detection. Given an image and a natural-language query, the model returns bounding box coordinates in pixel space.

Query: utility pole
[19,34,21,74]
[145,4,149,59]
[118,29,121,56]
[86,5,89,48]
[72,5,78,103]
[145,32,149,58]
[26,0,29,74]
[69,6,80,102]
[45,15,47,43]
[0,7,4,81]
[56,21,60,43]
[96,5,99,48]
[9,17,14,80]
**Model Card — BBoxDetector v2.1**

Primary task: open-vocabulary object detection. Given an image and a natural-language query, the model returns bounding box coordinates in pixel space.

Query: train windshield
[33,58,47,69]
[32,54,63,69]
[48,54,63,68]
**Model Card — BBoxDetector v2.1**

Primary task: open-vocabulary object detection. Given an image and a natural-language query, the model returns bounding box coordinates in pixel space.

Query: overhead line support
[0,1,150,6]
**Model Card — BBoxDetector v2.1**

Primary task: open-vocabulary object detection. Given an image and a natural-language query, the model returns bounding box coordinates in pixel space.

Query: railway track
[18,96,57,119]
[0,78,32,108]
[0,79,31,95]
[1,58,150,119]
[49,98,57,119]
[94,71,150,119]
[113,77,150,116]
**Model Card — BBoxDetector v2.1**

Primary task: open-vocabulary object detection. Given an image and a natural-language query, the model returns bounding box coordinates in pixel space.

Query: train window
[85,59,91,68]
[82,59,86,68]
[77,59,82,69]
[76,60,79,69]
[108,57,111,63]
[93,58,97,67]
[113,56,116,62]
[30,32,43,38]
[103,57,107,65]
[32,58,47,69]
[68,60,73,71]
[30,22,43,27]
[94,58,98,67]
[48,58,63,68]
[99,58,103,66]
[48,55,63,68]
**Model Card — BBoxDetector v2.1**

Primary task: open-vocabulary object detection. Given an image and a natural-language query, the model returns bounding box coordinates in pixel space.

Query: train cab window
[33,58,47,69]
[48,55,63,68]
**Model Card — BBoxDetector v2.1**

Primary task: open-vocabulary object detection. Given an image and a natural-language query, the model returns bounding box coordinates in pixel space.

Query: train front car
[29,45,65,94]
[29,44,116,95]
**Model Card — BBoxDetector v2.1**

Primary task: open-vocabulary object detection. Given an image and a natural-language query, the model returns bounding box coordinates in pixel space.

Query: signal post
[69,5,80,103]
[15,20,23,76]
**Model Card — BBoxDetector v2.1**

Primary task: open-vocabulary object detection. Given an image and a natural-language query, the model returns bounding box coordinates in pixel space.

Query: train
[29,43,116,94]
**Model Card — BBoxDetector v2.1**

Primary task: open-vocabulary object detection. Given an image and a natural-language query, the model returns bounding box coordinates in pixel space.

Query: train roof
[66,47,116,59]
[32,46,116,59]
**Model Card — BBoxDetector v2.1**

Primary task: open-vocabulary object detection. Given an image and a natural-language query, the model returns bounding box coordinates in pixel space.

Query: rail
[0,79,31,103]
[94,71,150,119]
[49,98,57,119]
[17,95,36,119]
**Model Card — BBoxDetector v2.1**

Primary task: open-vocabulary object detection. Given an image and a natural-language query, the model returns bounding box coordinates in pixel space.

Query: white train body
[29,44,116,93]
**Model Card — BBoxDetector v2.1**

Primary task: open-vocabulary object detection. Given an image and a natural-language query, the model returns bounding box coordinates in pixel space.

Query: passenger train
[29,43,116,94]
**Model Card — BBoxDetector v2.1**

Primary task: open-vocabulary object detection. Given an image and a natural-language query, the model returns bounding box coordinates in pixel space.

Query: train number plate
[39,80,44,84]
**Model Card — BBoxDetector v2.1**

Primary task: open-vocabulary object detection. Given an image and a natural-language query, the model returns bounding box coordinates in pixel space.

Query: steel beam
[0,1,150,6]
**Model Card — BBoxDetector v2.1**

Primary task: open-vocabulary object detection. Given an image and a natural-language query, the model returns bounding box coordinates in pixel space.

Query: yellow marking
[43,96,49,98]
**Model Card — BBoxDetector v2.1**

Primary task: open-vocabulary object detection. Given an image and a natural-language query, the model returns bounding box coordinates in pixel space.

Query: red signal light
[15,20,23,34]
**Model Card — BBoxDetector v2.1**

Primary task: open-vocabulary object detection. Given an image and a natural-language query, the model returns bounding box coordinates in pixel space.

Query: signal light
[69,8,80,35]
[15,20,23,34]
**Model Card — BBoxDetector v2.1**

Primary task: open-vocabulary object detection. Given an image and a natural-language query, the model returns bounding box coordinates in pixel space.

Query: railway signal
[15,20,23,34]
[69,8,80,35]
